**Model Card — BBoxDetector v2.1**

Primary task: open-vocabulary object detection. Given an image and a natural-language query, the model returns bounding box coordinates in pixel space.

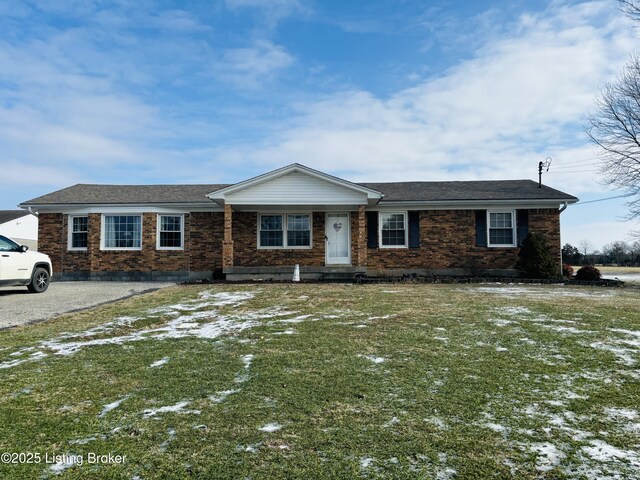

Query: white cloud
[210,0,634,198]
[217,40,294,89]
[224,0,306,25]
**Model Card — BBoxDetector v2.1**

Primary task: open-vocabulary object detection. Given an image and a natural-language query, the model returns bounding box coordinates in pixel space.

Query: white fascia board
[21,203,223,214]
[370,199,576,210]
[207,163,383,201]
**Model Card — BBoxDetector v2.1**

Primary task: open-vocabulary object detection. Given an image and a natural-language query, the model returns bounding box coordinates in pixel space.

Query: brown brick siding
[37,208,562,276]
[232,212,327,267]
[38,212,223,275]
[366,208,560,271]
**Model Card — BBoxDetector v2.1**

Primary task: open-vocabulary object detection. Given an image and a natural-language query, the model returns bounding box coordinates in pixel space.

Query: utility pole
[538,157,552,188]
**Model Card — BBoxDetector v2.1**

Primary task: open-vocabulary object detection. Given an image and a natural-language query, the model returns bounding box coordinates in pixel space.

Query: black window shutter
[517,210,529,246]
[366,212,378,248]
[408,211,420,248]
[475,210,487,247]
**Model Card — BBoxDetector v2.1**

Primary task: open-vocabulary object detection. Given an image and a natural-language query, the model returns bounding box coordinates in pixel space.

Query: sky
[1,0,639,251]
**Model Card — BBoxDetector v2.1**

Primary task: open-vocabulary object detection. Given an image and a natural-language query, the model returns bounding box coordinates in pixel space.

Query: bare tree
[621,0,640,21]
[586,55,640,219]
[586,1,640,219]
[579,239,593,264]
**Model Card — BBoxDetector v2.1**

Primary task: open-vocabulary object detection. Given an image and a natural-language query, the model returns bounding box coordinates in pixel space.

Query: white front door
[325,213,351,265]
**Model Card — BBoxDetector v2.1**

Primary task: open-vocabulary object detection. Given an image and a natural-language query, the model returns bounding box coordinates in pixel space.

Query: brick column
[356,205,367,266]
[222,204,234,269]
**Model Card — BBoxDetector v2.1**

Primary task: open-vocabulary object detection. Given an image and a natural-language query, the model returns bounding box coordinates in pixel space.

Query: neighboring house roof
[358,180,577,202]
[0,210,33,224]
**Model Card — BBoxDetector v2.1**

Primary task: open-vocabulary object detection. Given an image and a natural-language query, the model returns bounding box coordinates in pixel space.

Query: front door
[325,213,351,265]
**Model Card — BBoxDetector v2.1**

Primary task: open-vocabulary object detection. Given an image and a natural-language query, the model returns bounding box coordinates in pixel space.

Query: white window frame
[100,214,143,251]
[156,214,184,251]
[257,213,313,250]
[487,210,516,248]
[68,215,89,251]
[378,211,408,249]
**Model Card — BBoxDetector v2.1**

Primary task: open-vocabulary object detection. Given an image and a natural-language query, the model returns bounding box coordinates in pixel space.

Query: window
[69,216,88,250]
[488,211,515,247]
[0,235,20,252]
[379,212,407,247]
[259,215,283,247]
[102,215,142,249]
[287,214,311,247]
[258,214,311,248]
[157,215,183,250]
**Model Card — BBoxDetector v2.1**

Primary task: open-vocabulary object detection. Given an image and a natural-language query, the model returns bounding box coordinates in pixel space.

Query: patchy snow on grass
[589,342,637,366]
[424,417,448,430]
[1,292,262,366]
[49,454,81,474]
[149,357,169,368]
[487,318,513,327]
[360,456,374,469]
[274,328,297,335]
[69,436,101,445]
[242,354,254,369]
[209,389,240,404]
[160,427,176,452]
[259,423,282,433]
[359,354,385,364]
[472,285,613,299]
[582,439,640,466]
[529,442,565,472]
[98,395,130,418]
[383,417,400,428]
[142,401,201,418]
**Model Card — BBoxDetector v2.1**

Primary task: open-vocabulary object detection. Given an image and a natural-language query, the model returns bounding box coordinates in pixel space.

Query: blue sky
[0,0,638,250]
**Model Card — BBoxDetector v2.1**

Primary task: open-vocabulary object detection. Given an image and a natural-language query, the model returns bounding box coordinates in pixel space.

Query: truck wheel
[27,267,50,293]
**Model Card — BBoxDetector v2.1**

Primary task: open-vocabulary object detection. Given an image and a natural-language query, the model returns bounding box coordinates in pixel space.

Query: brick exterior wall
[37,207,561,277]
[367,208,560,272]
[38,212,224,277]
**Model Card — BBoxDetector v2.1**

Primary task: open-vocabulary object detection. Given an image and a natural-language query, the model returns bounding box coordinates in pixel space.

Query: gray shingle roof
[20,179,576,206]
[0,210,33,224]
[21,184,230,205]
[358,180,577,202]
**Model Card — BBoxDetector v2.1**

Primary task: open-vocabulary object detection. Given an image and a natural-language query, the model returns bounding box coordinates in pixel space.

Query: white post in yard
[293,264,300,282]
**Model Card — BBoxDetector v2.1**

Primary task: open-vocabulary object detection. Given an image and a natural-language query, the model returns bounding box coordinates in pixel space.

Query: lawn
[0,283,638,479]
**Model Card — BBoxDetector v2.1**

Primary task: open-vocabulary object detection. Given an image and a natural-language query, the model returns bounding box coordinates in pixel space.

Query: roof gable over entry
[208,164,383,206]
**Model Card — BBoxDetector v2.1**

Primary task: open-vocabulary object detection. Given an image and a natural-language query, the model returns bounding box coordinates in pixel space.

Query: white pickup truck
[0,235,52,293]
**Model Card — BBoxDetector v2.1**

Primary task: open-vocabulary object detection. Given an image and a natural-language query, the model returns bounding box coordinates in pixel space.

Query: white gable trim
[207,164,383,205]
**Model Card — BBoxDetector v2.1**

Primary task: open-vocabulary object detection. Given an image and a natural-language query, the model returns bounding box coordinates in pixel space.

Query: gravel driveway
[0,281,175,329]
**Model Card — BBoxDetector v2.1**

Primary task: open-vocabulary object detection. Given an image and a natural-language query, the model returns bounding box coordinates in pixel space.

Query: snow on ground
[529,442,565,472]
[142,401,201,418]
[359,354,385,364]
[49,454,81,474]
[98,396,130,418]
[470,285,614,298]
[149,357,169,368]
[0,290,320,370]
[259,423,282,433]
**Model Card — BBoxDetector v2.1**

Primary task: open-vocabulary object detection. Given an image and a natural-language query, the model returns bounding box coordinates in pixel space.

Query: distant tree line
[562,239,640,266]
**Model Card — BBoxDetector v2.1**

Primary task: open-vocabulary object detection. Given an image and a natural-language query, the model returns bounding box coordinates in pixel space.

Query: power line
[547,169,598,174]
[575,194,630,205]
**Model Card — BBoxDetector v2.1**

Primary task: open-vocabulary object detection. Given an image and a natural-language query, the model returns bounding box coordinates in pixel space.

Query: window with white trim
[69,215,88,250]
[379,212,407,247]
[488,211,516,247]
[258,214,311,248]
[103,215,142,249]
[157,215,183,249]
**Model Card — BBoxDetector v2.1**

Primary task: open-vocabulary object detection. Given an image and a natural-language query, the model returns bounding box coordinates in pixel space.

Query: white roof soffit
[206,163,384,206]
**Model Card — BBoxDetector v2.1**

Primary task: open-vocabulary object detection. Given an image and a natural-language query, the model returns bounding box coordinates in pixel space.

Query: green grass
[0,283,638,479]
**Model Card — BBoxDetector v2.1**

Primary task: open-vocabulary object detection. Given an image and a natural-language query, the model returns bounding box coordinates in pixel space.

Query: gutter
[559,201,568,213]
